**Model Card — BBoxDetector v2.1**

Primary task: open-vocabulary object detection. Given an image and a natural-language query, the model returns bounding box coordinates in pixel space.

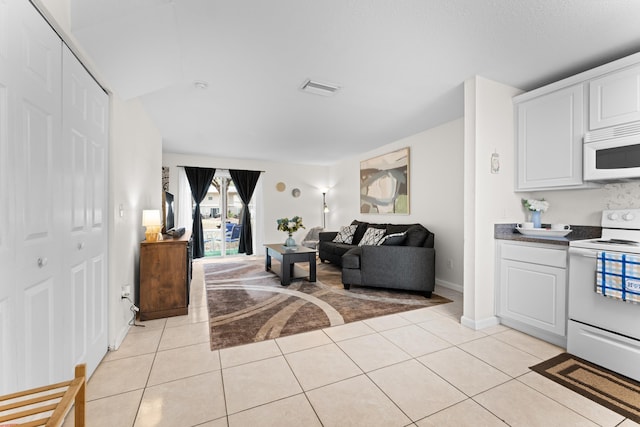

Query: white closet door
[11,0,63,389]
[0,0,17,395]
[62,45,108,376]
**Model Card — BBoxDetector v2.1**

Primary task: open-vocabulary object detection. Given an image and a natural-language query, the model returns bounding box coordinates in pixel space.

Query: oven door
[568,246,640,381]
[583,135,640,181]
[568,246,640,340]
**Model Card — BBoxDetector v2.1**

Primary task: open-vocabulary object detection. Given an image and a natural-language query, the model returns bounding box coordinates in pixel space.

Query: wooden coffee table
[264,243,317,286]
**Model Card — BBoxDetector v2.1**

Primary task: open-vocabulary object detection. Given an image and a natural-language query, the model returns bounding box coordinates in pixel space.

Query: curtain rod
[175,166,265,173]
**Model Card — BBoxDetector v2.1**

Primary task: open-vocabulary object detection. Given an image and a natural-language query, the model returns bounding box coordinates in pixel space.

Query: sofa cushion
[379,231,407,246]
[405,225,429,247]
[358,227,386,246]
[350,220,370,245]
[385,224,413,235]
[333,225,357,244]
[325,242,355,257]
[342,247,361,269]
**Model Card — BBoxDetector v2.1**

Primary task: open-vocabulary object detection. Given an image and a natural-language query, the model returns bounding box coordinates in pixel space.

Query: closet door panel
[70,129,87,233]
[17,102,57,240]
[0,299,12,394]
[24,278,55,387]
[0,0,16,396]
[88,255,107,360]
[70,262,87,365]
[90,141,105,229]
[13,0,63,389]
[86,68,108,376]
[62,45,108,375]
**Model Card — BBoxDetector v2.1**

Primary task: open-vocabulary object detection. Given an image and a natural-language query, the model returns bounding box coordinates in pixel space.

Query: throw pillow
[385,224,412,235]
[379,231,407,246]
[350,220,370,245]
[358,227,386,246]
[332,225,357,244]
[405,225,429,247]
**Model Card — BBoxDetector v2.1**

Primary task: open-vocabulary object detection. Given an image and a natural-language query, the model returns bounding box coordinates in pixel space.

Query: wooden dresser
[139,231,192,320]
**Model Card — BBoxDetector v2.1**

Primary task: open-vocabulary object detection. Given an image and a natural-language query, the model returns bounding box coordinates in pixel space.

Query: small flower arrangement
[522,198,549,212]
[277,216,305,234]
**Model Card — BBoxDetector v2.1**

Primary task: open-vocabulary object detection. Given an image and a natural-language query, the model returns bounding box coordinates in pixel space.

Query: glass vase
[531,210,542,228]
[285,233,296,247]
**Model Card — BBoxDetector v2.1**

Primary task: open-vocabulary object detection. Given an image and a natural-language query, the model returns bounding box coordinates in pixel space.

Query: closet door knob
[37,257,48,268]
[77,242,85,250]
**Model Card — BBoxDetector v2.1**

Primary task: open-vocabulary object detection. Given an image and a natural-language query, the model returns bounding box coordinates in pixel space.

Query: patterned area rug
[204,259,451,351]
[530,353,640,423]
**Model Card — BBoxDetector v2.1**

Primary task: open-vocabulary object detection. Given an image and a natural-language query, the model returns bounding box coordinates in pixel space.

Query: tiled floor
[64,257,639,427]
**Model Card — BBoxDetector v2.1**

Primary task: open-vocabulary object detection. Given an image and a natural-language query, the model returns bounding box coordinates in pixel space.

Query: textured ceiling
[69,0,640,164]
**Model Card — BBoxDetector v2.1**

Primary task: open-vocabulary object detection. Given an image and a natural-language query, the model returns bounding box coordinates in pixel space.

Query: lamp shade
[142,209,162,227]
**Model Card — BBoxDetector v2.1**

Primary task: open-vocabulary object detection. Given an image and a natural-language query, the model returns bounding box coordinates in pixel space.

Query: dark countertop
[494,223,602,246]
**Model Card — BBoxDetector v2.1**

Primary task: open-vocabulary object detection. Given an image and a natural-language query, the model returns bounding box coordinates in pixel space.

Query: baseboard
[110,324,131,351]
[435,278,463,293]
[460,315,500,331]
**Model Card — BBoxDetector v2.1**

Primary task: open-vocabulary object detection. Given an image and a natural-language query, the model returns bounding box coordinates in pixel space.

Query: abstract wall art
[360,147,409,214]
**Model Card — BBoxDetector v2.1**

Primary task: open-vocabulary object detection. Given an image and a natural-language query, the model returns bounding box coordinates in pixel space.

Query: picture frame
[360,147,410,214]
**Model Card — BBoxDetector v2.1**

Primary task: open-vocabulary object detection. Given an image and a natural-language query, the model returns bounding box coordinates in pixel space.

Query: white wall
[162,153,330,249]
[109,96,163,348]
[328,119,465,290]
[463,76,523,329]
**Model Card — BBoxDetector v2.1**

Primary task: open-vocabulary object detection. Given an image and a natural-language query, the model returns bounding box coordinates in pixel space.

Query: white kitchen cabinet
[589,64,640,130]
[515,84,587,191]
[496,241,568,347]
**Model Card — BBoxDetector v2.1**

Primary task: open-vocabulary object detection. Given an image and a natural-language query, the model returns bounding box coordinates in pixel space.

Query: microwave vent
[585,122,640,143]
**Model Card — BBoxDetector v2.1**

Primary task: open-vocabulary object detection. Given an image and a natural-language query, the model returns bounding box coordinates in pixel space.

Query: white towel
[596,251,640,304]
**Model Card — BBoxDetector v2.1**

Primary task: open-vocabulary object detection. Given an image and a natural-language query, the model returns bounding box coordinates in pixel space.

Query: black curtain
[229,169,261,255]
[184,167,216,258]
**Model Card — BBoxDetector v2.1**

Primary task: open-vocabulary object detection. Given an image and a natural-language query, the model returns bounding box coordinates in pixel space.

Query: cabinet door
[516,84,584,190]
[589,64,640,130]
[139,242,187,320]
[498,259,566,336]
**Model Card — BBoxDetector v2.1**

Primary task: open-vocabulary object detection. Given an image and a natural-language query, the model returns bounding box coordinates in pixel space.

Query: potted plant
[277,216,305,246]
[522,198,549,228]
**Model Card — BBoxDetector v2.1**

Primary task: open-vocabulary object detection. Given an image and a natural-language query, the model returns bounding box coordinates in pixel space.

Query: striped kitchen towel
[596,251,640,304]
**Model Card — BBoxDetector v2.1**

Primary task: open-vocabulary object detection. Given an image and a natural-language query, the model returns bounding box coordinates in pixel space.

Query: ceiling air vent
[300,79,341,96]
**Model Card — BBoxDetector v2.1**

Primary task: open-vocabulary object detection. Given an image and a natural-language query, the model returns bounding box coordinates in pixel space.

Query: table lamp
[142,209,162,242]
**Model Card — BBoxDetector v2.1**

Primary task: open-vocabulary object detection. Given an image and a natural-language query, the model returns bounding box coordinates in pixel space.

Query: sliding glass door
[200,171,255,257]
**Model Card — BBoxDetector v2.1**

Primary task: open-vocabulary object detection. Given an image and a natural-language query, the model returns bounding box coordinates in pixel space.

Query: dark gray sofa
[319,220,435,297]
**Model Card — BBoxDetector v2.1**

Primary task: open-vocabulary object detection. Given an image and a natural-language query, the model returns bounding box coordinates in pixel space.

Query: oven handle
[569,247,598,258]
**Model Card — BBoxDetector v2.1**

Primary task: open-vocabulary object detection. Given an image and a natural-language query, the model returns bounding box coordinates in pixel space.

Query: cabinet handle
[77,242,85,250]
[37,257,48,268]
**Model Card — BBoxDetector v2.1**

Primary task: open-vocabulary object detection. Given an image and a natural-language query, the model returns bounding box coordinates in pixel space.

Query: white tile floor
[64,258,639,427]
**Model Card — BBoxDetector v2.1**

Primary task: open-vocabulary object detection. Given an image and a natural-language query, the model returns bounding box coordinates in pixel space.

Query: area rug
[530,353,640,423]
[204,259,451,350]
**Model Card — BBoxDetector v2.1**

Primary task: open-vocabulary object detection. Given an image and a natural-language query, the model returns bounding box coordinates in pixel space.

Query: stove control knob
[608,213,619,220]
[623,212,635,221]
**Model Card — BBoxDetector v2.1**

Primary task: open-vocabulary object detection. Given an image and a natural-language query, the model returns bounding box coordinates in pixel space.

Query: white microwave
[584,130,640,182]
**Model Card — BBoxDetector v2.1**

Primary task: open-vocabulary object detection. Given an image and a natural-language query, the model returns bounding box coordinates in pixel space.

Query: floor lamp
[322,192,329,229]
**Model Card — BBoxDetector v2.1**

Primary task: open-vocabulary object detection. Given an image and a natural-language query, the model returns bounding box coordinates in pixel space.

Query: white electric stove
[568,209,640,381]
